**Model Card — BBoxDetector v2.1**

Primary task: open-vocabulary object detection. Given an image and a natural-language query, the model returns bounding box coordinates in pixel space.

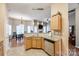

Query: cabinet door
[51,15,58,30]
[51,14,62,31]
[36,39,42,48]
[25,37,32,49]
[32,38,37,48]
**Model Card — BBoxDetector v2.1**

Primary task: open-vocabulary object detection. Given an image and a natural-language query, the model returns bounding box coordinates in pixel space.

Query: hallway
[69,43,79,56]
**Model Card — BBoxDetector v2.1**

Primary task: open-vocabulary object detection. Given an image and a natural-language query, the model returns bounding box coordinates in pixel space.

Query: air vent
[32,8,44,10]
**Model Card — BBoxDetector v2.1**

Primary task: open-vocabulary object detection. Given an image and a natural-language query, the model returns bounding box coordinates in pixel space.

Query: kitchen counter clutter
[24,35,62,56]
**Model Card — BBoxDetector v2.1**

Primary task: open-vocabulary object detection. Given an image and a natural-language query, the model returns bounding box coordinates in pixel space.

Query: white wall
[75,7,79,48]
[51,3,69,55]
[0,4,8,42]
[69,12,75,26]
[7,3,51,21]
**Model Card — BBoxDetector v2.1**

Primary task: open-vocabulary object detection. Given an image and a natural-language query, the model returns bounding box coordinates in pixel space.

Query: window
[30,26,33,33]
[47,24,50,32]
[27,26,31,33]
[43,26,46,33]
[8,25,12,35]
[16,24,24,34]
[34,26,38,33]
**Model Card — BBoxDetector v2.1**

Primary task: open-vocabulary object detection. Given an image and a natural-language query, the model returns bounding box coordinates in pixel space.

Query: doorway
[68,9,77,55]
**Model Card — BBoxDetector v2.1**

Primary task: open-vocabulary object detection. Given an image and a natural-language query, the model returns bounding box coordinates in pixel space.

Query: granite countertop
[44,36,61,43]
[24,33,61,42]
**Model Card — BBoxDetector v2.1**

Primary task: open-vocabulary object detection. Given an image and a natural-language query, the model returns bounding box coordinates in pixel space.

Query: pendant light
[21,17,23,25]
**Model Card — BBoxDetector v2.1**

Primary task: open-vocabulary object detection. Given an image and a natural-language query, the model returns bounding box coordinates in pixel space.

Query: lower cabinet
[36,39,42,48]
[41,37,45,49]
[24,37,44,49]
[24,37,32,49]
[0,41,4,56]
[32,38,37,48]
[54,39,61,56]
[32,37,43,48]
[45,40,54,56]
[24,37,61,56]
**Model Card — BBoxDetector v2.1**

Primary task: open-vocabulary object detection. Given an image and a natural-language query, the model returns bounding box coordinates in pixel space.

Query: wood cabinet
[36,39,42,48]
[51,12,62,32]
[55,39,61,56]
[32,38,37,48]
[32,37,43,48]
[41,37,45,49]
[24,37,32,49]
[24,36,62,56]
[0,41,4,56]
[24,37,44,49]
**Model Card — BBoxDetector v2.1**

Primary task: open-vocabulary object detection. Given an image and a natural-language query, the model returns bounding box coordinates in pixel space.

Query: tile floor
[7,46,48,56]
[7,39,48,56]
[8,38,79,56]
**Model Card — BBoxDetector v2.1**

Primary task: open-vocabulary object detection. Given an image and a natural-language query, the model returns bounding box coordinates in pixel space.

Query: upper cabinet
[51,12,62,32]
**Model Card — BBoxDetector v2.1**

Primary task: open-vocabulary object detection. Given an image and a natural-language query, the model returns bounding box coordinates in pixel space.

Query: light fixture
[32,8,44,10]
[21,17,23,24]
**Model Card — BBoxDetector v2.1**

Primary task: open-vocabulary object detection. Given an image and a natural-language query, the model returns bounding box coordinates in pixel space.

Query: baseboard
[42,49,51,56]
[26,48,31,51]
[32,48,42,49]
[26,48,42,51]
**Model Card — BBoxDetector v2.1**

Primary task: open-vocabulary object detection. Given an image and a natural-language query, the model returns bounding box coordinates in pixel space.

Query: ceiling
[7,3,79,21]
[7,3,51,21]
[68,3,79,15]
[68,3,79,11]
